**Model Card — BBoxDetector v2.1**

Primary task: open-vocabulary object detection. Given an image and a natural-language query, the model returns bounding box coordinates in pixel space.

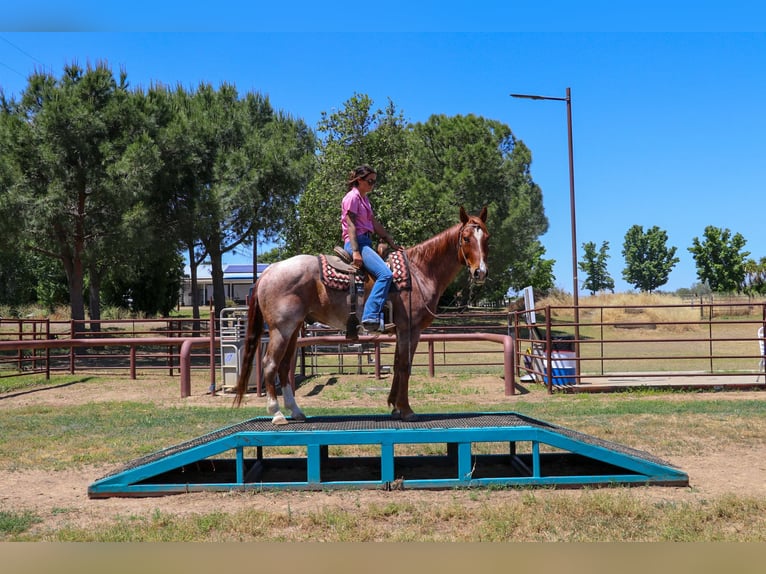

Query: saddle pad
[387,250,411,291]
[318,255,365,291]
[318,251,412,292]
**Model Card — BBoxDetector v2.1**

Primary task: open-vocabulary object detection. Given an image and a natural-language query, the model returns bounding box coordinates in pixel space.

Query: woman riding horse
[341,165,403,334]
[234,205,489,425]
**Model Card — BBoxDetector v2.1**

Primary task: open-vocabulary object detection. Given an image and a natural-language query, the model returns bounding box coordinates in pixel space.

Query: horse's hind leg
[279,328,306,421]
[262,358,285,424]
[262,330,294,425]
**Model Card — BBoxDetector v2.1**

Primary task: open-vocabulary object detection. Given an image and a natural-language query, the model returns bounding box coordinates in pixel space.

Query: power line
[0,59,26,79]
[0,34,46,66]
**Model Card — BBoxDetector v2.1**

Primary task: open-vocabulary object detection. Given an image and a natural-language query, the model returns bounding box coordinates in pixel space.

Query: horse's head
[458,206,489,285]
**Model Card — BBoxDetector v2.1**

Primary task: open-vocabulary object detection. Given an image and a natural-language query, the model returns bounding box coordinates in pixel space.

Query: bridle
[403,218,488,374]
[458,221,487,283]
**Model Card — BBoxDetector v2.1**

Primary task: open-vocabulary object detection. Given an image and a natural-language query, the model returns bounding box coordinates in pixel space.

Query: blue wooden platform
[88,412,688,497]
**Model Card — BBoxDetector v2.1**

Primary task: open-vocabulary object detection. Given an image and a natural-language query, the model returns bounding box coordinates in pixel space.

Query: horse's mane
[405,222,461,270]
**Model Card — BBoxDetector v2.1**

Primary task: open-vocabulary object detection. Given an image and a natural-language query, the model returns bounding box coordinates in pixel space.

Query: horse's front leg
[388,336,418,422]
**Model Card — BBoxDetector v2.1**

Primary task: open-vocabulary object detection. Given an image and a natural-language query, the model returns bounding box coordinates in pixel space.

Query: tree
[0,250,37,308]
[292,94,408,256]
[743,257,766,295]
[688,226,750,293]
[407,114,550,303]
[182,83,315,318]
[295,96,552,305]
[621,225,679,292]
[102,249,184,316]
[578,241,615,294]
[0,63,156,333]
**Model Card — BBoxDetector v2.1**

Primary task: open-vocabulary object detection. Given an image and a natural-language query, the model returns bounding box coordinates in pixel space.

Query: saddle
[318,247,411,340]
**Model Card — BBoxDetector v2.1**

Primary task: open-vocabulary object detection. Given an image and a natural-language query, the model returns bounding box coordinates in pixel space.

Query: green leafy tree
[621,225,679,292]
[506,241,555,296]
[173,83,314,318]
[296,95,551,305]
[407,114,550,303]
[0,250,37,308]
[688,226,750,293]
[578,241,615,294]
[292,93,408,256]
[102,249,184,316]
[743,257,766,295]
[0,63,156,333]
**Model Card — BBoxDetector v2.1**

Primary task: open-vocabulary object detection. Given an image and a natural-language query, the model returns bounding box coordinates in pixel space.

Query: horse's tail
[233,284,263,407]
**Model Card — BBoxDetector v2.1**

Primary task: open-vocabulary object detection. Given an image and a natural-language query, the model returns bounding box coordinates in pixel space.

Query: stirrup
[333,246,352,264]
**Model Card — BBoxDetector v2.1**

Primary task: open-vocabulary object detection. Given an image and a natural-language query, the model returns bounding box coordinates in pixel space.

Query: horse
[233,206,489,424]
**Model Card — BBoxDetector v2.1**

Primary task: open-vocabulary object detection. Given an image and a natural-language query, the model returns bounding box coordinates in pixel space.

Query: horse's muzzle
[472,266,488,285]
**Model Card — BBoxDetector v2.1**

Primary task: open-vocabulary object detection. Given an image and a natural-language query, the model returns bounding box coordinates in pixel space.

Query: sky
[2,3,766,294]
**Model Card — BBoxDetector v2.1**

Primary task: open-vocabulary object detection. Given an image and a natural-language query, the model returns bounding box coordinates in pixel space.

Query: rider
[341,165,402,333]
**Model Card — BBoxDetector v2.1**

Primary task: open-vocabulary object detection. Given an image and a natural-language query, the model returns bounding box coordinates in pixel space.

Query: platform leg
[307,444,321,484]
[381,442,394,483]
[236,446,245,484]
[457,443,473,482]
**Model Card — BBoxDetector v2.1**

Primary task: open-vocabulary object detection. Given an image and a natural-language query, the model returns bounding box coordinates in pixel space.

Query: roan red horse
[234,206,489,424]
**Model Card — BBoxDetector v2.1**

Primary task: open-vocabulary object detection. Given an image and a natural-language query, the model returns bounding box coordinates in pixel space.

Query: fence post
[428,340,435,377]
[504,334,515,396]
[545,307,553,394]
[130,347,137,379]
[180,339,193,397]
[255,340,263,396]
[209,315,216,394]
[45,318,51,380]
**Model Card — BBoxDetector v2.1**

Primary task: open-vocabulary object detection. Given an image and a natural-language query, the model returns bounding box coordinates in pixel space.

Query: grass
[1,361,766,541]
[0,401,263,470]
[1,387,765,471]
[0,510,42,536]
[6,491,766,542]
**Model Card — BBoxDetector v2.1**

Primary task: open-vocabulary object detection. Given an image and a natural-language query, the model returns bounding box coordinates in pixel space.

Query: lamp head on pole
[510,92,568,102]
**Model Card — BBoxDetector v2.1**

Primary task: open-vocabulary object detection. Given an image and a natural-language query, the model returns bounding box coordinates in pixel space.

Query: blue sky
[2,4,765,294]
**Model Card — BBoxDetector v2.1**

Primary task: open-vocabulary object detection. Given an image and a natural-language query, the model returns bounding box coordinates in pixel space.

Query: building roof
[224,263,270,276]
[183,263,269,281]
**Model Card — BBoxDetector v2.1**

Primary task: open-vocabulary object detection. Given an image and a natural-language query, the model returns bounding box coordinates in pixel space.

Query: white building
[180,263,269,306]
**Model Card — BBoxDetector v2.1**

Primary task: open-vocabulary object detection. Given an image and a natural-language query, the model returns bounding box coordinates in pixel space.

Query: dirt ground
[1,373,765,535]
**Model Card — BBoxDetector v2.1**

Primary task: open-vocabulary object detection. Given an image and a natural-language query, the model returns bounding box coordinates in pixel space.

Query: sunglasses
[363,177,377,186]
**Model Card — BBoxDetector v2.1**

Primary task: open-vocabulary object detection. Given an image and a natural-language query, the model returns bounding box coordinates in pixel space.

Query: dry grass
[539,292,699,332]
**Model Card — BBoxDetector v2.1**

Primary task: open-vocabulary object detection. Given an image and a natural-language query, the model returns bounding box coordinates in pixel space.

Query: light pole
[510,88,580,371]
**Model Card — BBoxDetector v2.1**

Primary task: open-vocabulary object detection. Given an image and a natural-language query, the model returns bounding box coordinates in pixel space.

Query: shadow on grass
[0,376,96,400]
[304,376,340,397]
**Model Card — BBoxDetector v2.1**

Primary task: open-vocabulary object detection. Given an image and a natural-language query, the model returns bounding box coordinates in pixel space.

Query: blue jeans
[344,236,392,324]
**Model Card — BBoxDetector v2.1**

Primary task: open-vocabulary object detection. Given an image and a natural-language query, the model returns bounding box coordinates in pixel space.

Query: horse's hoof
[391,408,401,420]
[400,411,418,422]
[291,411,307,422]
[271,412,289,425]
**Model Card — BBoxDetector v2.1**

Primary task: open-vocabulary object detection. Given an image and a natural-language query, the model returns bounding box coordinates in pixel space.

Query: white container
[542,351,576,386]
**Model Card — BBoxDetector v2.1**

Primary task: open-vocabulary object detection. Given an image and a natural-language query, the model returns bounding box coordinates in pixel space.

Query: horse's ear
[459,206,469,223]
[479,206,488,222]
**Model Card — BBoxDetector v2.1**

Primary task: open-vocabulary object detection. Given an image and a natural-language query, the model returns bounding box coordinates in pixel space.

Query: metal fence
[3,302,766,394]
[510,301,766,391]
[0,317,213,378]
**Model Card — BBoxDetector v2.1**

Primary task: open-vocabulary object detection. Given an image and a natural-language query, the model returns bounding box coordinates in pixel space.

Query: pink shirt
[340,187,374,242]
